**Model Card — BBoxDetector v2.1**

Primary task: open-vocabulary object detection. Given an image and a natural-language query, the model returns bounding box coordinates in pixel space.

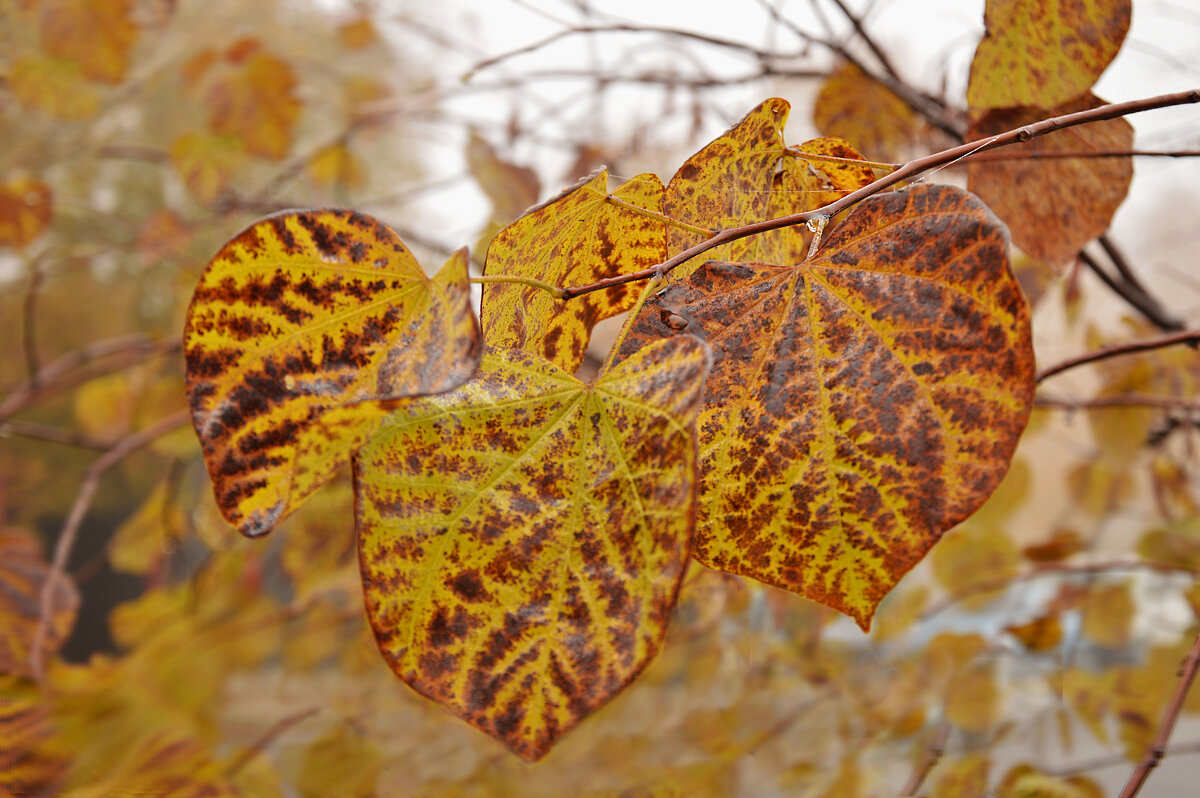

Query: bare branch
[1118,629,1200,798]
[28,411,191,682]
[900,720,952,795]
[1079,251,1184,332]
[1036,328,1200,383]
[559,89,1200,300]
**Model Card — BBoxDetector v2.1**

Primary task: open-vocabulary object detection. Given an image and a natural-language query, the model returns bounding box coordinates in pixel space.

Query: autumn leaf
[466,131,541,224]
[619,183,1035,628]
[39,0,139,84]
[0,177,53,248]
[337,16,379,50]
[0,527,79,678]
[664,98,875,276]
[814,62,930,163]
[170,132,244,205]
[0,676,67,797]
[481,169,665,373]
[355,336,710,759]
[967,94,1133,266]
[1080,581,1136,648]
[7,55,100,120]
[205,44,302,160]
[184,210,481,537]
[60,731,238,798]
[307,143,366,189]
[967,0,1131,113]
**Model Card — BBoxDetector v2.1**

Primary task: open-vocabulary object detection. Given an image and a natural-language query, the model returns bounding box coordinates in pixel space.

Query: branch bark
[1036,328,1200,383]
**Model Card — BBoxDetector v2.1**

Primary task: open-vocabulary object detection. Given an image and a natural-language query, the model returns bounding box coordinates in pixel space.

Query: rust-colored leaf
[184,210,481,537]
[39,0,138,84]
[619,183,1035,628]
[0,528,79,678]
[967,94,1133,266]
[664,98,876,276]
[0,177,53,249]
[0,676,67,797]
[170,132,244,205]
[481,169,665,373]
[355,336,710,759]
[60,731,237,798]
[814,62,930,163]
[205,45,302,160]
[967,0,1131,112]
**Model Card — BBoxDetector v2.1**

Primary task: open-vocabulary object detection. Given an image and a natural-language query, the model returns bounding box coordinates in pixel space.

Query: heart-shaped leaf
[481,169,665,373]
[355,336,710,759]
[184,210,481,537]
[619,183,1035,628]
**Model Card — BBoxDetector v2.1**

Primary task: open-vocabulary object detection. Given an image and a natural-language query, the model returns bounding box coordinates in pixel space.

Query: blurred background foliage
[2,0,1200,795]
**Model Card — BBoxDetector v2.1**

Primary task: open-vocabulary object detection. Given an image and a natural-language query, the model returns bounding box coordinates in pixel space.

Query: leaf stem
[560,89,1200,300]
[602,194,714,236]
[471,274,565,299]
[785,147,898,172]
[1036,328,1200,383]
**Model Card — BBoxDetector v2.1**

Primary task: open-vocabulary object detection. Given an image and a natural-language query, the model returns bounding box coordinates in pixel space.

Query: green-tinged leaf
[39,0,138,84]
[664,98,876,277]
[355,336,710,759]
[967,94,1133,266]
[0,528,79,678]
[967,0,1131,112]
[184,210,481,537]
[0,177,53,248]
[109,477,184,574]
[619,183,1035,628]
[481,169,665,373]
[814,63,930,163]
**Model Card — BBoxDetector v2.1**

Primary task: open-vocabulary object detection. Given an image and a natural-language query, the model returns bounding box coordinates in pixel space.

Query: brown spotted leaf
[0,676,67,797]
[0,528,79,678]
[0,177,52,249]
[481,169,665,373]
[967,94,1133,266]
[664,98,875,277]
[354,336,710,760]
[39,0,138,84]
[184,210,481,537]
[967,0,1131,113]
[618,183,1035,628]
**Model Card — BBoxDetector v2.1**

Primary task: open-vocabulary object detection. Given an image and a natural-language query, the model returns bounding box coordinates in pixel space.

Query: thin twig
[1078,251,1183,332]
[1099,234,1151,295]
[827,0,901,83]
[1036,328,1200,383]
[224,707,322,777]
[1117,629,1200,798]
[558,89,1200,300]
[23,261,43,382]
[1046,739,1200,777]
[0,420,115,450]
[900,720,952,795]
[28,410,191,682]
[969,148,1200,161]
[1035,393,1200,412]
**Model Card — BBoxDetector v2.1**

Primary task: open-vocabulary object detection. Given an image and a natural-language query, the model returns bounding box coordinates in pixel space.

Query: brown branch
[968,148,1200,161]
[1099,234,1152,296]
[1035,393,1200,412]
[1078,250,1183,332]
[224,706,322,778]
[921,560,1200,623]
[559,89,1200,300]
[1047,739,1200,777]
[0,420,115,450]
[827,0,902,83]
[1117,629,1200,798]
[1036,328,1200,383]
[900,720,952,795]
[28,410,191,682]
[0,335,181,421]
[23,262,43,382]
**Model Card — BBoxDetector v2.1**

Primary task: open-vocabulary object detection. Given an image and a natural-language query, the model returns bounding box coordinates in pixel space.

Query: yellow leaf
[945,665,1001,733]
[306,143,365,189]
[814,63,929,163]
[184,210,481,537]
[1062,667,1114,744]
[481,169,665,373]
[0,676,67,797]
[664,99,876,278]
[0,527,79,678]
[967,0,1131,112]
[109,478,183,574]
[931,753,990,798]
[61,731,237,798]
[170,132,243,205]
[72,372,134,437]
[39,0,138,84]
[280,722,382,798]
[355,336,710,759]
[932,526,1022,606]
[0,177,52,248]
[621,183,1035,628]
[7,55,100,120]
[872,584,929,642]
[998,764,1105,798]
[1080,581,1135,648]
[966,95,1133,267]
[1005,612,1063,652]
[337,16,378,50]
[206,47,301,160]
